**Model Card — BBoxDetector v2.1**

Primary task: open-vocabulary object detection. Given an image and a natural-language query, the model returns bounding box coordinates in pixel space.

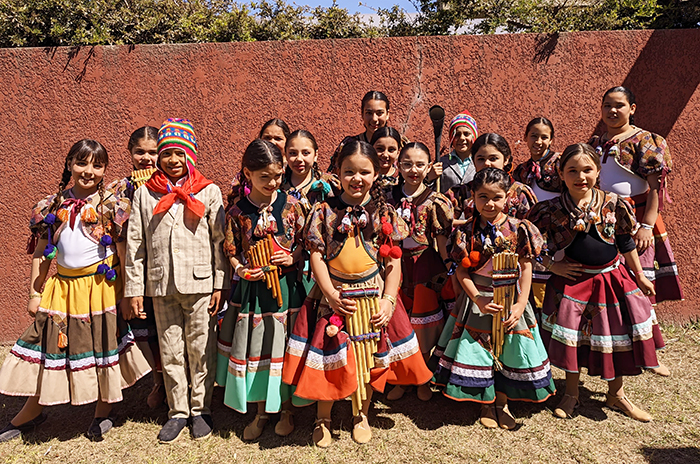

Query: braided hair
[228,139,284,207]
[49,140,109,215]
[336,139,388,217]
[284,129,322,183]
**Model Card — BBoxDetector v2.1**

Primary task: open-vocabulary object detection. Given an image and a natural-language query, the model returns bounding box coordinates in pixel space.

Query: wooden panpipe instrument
[491,252,519,360]
[246,235,283,307]
[340,283,381,416]
[130,167,157,189]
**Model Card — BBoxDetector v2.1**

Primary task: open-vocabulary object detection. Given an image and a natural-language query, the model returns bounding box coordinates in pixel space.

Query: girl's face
[473,183,507,223]
[452,126,475,157]
[130,137,158,170]
[261,125,287,154]
[245,163,284,197]
[560,154,599,198]
[362,100,389,136]
[340,153,378,204]
[159,148,188,183]
[602,92,636,131]
[70,154,106,194]
[373,136,400,171]
[473,145,506,172]
[286,137,317,178]
[526,123,552,160]
[399,148,431,188]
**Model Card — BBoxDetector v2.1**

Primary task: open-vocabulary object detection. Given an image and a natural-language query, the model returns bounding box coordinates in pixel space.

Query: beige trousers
[152,293,216,419]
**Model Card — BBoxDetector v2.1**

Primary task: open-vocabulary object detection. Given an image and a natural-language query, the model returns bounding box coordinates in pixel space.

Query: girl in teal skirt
[431,167,555,429]
[216,139,309,440]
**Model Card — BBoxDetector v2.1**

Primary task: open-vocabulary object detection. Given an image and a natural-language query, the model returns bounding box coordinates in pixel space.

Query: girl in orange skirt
[283,140,432,447]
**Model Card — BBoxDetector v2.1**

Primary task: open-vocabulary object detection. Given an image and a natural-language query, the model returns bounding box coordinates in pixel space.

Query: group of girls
[0,86,681,447]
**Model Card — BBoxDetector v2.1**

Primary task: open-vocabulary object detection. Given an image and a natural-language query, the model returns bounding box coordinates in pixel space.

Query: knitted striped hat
[448,111,478,147]
[158,118,198,174]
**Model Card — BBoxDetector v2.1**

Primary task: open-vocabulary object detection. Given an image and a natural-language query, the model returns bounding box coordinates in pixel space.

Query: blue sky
[302,1,418,14]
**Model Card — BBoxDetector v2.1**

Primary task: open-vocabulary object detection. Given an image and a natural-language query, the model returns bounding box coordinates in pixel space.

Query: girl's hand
[327,290,357,316]
[476,296,503,315]
[550,261,583,280]
[371,298,394,328]
[128,296,147,320]
[270,250,293,267]
[636,274,656,297]
[27,297,41,317]
[634,227,654,254]
[120,298,136,320]
[503,302,526,332]
[426,162,443,181]
[237,265,264,281]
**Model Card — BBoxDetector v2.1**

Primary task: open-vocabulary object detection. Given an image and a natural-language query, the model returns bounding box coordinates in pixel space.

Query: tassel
[105,268,117,281]
[57,331,68,349]
[43,244,57,260]
[81,205,98,224]
[381,221,393,236]
[389,245,402,259]
[57,208,69,224]
[100,235,113,247]
[97,263,110,275]
[379,244,391,258]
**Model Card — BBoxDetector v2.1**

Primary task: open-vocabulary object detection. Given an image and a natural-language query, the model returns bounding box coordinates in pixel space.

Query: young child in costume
[428,110,478,195]
[431,167,555,430]
[216,139,309,441]
[281,129,340,216]
[370,126,403,193]
[528,143,664,422]
[0,140,151,443]
[107,126,166,409]
[511,117,562,315]
[125,118,228,443]
[589,87,682,309]
[260,118,291,155]
[452,133,538,222]
[386,142,455,402]
[283,139,432,447]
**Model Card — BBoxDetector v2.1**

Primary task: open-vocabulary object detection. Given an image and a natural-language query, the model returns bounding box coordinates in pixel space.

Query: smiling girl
[528,143,664,422]
[589,87,682,311]
[0,140,150,443]
[431,167,554,430]
[512,117,562,202]
[386,142,455,402]
[283,140,431,447]
[282,129,340,214]
[370,126,403,193]
[216,139,309,441]
[356,91,390,143]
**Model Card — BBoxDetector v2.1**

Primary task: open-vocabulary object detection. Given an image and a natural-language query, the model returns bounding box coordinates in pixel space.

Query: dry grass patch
[1,324,699,464]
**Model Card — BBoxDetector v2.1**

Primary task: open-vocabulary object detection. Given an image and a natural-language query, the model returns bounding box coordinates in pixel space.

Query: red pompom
[379,244,391,258]
[389,245,403,259]
[381,222,393,236]
[461,257,472,268]
[469,250,481,266]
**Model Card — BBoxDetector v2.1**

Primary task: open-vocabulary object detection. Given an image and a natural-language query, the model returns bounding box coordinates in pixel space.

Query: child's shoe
[312,418,332,448]
[274,410,294,437]
[352,413,372,444]
[243,414,269,441]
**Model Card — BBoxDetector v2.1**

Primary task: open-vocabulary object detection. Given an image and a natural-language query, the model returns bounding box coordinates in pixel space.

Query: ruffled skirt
[0,256,151,405]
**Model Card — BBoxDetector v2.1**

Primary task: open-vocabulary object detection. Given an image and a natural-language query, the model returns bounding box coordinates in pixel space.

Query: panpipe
[130,167,157,189]
[491,252,519,360]
[340,283,381,416]
[246,235,283,307]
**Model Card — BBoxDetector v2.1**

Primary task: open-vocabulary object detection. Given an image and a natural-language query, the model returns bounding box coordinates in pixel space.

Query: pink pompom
[243,185,251,196]
[379,244,391,258]
[389,245,402,259]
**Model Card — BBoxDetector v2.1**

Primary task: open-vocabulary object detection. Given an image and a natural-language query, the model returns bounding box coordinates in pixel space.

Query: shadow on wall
[589,29,700,138]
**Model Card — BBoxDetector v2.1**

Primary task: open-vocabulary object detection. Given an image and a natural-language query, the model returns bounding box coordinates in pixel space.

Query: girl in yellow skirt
[0,140,151,442]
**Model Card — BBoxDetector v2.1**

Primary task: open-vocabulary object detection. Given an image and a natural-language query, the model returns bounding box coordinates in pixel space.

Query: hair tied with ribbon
[379,216,402,259]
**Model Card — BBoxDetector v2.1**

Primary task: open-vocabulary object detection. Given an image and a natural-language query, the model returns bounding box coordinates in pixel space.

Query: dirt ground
[0,324,698,464]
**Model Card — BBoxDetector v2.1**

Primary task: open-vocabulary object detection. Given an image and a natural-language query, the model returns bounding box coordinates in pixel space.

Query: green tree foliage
[0,0,696,47]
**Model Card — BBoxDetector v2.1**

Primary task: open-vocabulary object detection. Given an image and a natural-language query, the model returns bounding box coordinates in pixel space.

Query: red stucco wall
[1,30,698,340]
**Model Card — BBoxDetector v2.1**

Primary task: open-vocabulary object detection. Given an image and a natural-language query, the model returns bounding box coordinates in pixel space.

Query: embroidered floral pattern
[388,186,453,246]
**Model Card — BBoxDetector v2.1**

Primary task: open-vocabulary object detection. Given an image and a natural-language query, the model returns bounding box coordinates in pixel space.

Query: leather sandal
[312,418,332,448]
[553,394,579,419]
[496,404,516,430]
[274,410,294,437]
[647,364,671,377]
[606,394,651,422]
[417,384,433,402]
[479,404,498,429]
[243,414,269,441]
[352,413,372,444]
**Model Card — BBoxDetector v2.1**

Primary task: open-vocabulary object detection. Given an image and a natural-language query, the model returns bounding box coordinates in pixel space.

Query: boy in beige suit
[125,118,228,443]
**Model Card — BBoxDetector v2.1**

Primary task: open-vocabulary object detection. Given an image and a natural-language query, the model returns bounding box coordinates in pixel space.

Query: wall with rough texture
[0,30,698,340]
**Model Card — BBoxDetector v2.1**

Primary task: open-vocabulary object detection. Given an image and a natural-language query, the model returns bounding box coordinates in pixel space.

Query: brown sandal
[243,414,269,441]
[496,404,516,430]
[479,404,498,429]
[352,413,372,444]
[312,418,332,448]
[553,394,579,419]
[606,394,651,422]
[274,410,294,437]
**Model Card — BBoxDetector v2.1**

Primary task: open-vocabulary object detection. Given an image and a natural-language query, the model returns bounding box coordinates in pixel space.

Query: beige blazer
[125,183,229,298]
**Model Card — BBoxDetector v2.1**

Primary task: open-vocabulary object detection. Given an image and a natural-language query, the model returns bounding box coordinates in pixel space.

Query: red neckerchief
[145,169,213,218]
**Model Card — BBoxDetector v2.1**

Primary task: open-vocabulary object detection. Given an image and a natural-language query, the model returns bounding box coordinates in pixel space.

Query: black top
[565,226,635,266]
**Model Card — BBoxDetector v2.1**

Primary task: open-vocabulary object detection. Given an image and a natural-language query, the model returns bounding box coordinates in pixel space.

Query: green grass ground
[1,324,699,464]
